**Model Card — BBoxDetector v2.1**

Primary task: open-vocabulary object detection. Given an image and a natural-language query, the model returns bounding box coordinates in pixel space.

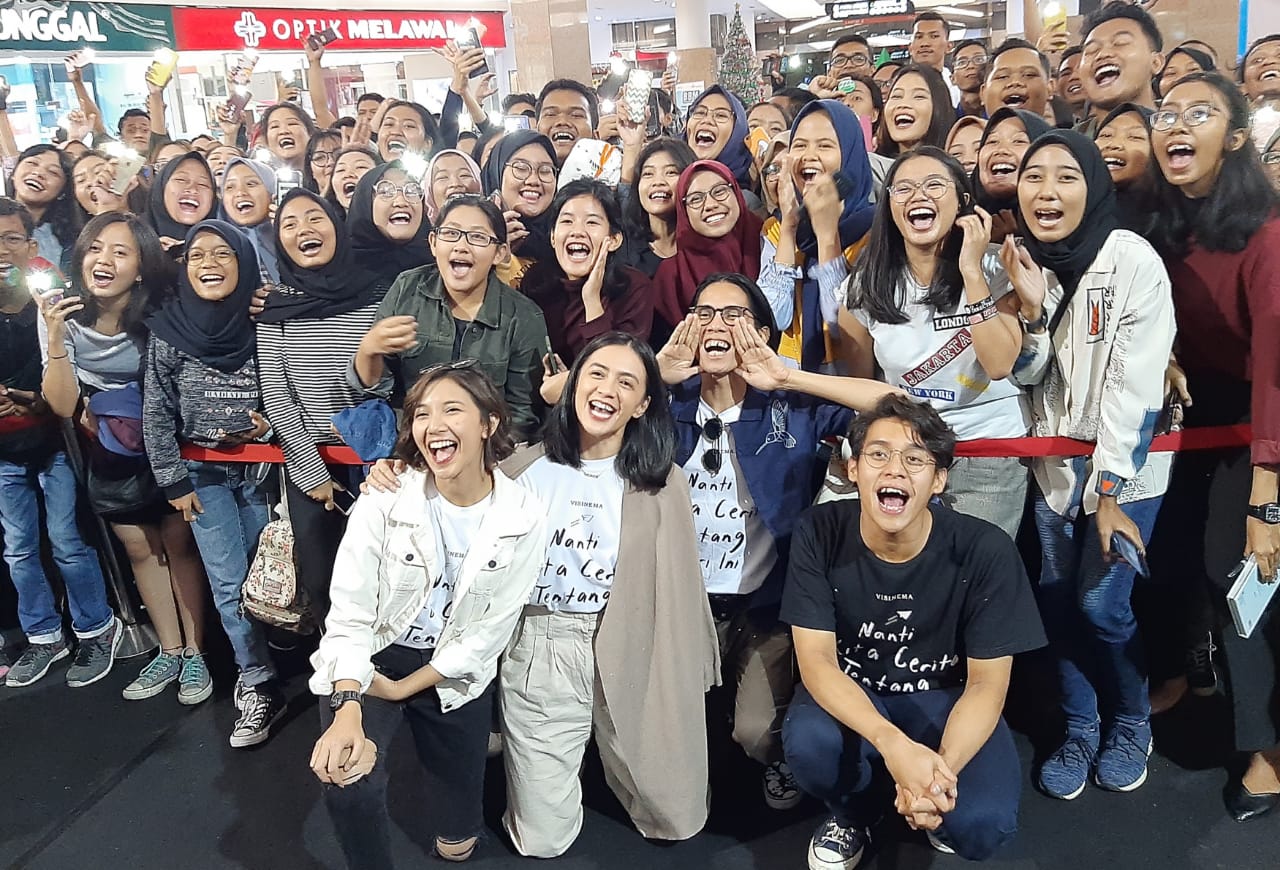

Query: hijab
[257,189,374,323]
[218,157,279,284]
[972,108,1052,215]
[760,132,790,215]
[481,129,557,263]
[147,152,216,243]
[790,100,877,259]
[653,160,763,330]
[147,220,257,372]
[1016,130,1119,308]
[685,85,753,187]
[347,162,433,285]
[424,148,482,221]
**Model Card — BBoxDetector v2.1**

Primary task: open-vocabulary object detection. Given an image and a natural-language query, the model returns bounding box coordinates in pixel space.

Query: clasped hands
[882,731,959,832]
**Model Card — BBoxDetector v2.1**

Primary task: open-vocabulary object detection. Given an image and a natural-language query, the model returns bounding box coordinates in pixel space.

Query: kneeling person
[781,395,1045,869]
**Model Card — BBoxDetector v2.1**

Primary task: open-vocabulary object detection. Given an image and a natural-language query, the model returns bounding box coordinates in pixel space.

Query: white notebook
[1227,557,1280,639]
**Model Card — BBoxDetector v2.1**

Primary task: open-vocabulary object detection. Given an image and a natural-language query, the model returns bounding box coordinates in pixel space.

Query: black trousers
[319,644,495,870]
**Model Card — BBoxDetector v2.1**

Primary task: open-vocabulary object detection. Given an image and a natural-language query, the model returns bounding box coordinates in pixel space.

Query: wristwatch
[329,689,363,712]
[1247,502,1280,524]
[1018,308,1048,334]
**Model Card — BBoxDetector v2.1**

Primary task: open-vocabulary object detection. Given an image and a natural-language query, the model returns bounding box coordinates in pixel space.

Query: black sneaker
[5,639,70,687]
[66,617,122,688]
[807,817,866,870]
[1187,633,1218,696]
[229,685,284,748]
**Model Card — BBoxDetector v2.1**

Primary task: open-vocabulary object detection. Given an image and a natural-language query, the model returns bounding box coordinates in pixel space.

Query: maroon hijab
[653,160,762,330]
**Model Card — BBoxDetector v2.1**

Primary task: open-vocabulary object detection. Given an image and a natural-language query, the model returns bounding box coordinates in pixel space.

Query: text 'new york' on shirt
[682,400,778,597]
[516,454,624,613]
[781,500,1046,696]
[396,490,493,650]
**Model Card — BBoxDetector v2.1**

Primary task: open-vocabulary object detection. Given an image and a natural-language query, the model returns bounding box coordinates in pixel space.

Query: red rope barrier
[178,424,1254,465]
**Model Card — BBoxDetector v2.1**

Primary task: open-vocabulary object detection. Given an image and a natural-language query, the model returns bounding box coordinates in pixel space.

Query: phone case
[111,152,146,194]
[625,69,653,121]
[146,49,179,88]
[227,52,260,87]
[746,128,771,161]
[457,28,489,78]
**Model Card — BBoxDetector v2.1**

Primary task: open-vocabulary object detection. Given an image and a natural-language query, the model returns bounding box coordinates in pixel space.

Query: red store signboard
[170,8,506,52]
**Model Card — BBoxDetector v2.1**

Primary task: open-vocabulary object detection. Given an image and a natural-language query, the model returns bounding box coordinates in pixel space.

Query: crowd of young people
[2,4,1280,868]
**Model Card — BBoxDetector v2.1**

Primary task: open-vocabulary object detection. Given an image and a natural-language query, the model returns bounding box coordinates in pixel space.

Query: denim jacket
[351,264,550,438]
[670,378,853,608]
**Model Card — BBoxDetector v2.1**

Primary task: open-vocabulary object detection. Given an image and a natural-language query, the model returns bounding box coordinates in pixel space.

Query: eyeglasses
[1262,152,1280,165]
[186,247,236,266]
[700,416,725,474]
[310,150,338,166]
[859,447,936,472]
[433,226,501,248]
[953,54,989,70]
[828,53,871,72]
[689,106,735,125]
[0,232,30,250]
[1150,104,1222,132]
[374,180,425,201]
[683,182,735,210]
[887,176,955,203]
[689,304,754,326]
[506,158,557,183]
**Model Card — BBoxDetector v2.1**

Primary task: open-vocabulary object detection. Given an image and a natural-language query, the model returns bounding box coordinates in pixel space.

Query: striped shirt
[255,297,380,492]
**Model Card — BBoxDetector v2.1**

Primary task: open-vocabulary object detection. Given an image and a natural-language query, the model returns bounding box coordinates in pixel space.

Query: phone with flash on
[27,270,66,306]
[146,49,179,89]
[276,168,302,206]
[503,114,531,132]
[455,27,489,78]
[111,149,146,194]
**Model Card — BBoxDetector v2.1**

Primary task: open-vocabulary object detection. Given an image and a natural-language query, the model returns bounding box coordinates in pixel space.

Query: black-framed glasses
[701,417,724,474]
[506,158,557,184]
[374,180,425,201]
[953,54,989,70]
[859,447,936,471]
[689,304,754,326]
[887,176,955,203]
[187,247,236,266]
[0,231,30,250]
[828,53,871,72]
[1150,104,1222,132]
[683,182,734,210]
[433,226,501,248]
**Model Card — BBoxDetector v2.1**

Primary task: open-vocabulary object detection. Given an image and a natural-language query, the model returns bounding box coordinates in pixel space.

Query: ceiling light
[789,15,832,34]
[759,0,825,19]
[935,5,986,19]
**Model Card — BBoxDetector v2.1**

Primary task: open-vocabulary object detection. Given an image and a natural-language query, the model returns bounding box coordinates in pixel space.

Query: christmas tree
[718,4,760,107]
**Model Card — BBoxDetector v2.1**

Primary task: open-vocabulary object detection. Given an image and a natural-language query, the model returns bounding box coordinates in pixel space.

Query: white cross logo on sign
[233,11,267,48]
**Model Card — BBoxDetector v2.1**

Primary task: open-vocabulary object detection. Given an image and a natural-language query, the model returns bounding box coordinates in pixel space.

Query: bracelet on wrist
[964,295,996,316]
[967,305,1000,326]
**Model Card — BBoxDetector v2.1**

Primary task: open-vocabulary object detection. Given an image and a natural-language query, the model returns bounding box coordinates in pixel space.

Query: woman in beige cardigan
[499,331,720,856]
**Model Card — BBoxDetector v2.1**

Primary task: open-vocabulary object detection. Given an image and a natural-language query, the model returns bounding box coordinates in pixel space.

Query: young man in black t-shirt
[781,395,1045,870]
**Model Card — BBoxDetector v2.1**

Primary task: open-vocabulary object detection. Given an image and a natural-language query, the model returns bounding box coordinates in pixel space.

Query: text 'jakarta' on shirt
[517,454,624,613]
[683,401,778,596]
[781,500,1046,695]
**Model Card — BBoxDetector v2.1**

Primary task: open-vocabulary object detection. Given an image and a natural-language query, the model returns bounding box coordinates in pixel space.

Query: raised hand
[359,315,418,357]
[655,314,703,385]
[957,205,993,275]
[999,236,1046,318]
[731,319,791,392]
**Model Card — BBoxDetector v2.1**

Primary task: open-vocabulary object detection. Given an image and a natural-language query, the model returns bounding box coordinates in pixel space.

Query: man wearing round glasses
[782,393,1045,868]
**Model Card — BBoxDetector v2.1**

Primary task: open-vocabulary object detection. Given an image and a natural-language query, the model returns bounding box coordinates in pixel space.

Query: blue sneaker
[1038,724,1100,800]
[1095,720,1154,792]
[807,817,866,870]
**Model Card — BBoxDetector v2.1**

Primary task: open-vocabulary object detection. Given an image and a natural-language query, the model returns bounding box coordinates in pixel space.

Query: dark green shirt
[357,265,550,439]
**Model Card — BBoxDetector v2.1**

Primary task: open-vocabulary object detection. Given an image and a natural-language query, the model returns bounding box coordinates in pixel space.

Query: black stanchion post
[59,420,157,659]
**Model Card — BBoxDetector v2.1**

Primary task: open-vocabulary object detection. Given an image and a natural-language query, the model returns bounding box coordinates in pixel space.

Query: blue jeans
[185,460,275,686]
[0,452,113,642]
[783,684,1021,860]
[1034,472,1163,734]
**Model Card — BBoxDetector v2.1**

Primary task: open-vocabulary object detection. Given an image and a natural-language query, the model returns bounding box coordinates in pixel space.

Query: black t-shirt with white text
[782,501,1046,695]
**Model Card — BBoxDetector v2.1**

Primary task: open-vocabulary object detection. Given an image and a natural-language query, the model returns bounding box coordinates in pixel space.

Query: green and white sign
[0,1,174,52]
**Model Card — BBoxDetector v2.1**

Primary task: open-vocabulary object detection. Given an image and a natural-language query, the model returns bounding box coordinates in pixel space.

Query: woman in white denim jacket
[308,363,548,868]
[1004,131,1175,804]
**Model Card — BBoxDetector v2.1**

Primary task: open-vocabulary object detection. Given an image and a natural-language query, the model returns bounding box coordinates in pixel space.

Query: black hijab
[147,220,257,372]
[257,189,374,323]
[148,152,216,243]
[1016,130,1119,310]
[972,108,1053,215]
[481,129,557,263]
[347,162,433,285]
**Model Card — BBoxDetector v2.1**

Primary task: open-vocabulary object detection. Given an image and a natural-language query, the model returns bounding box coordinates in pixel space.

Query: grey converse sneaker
[229,685,284,748]
[66,618,122,688]
[5,639,70,687]
[807,817,866,870]
[177,649,213,705]
[122,650,183,700]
